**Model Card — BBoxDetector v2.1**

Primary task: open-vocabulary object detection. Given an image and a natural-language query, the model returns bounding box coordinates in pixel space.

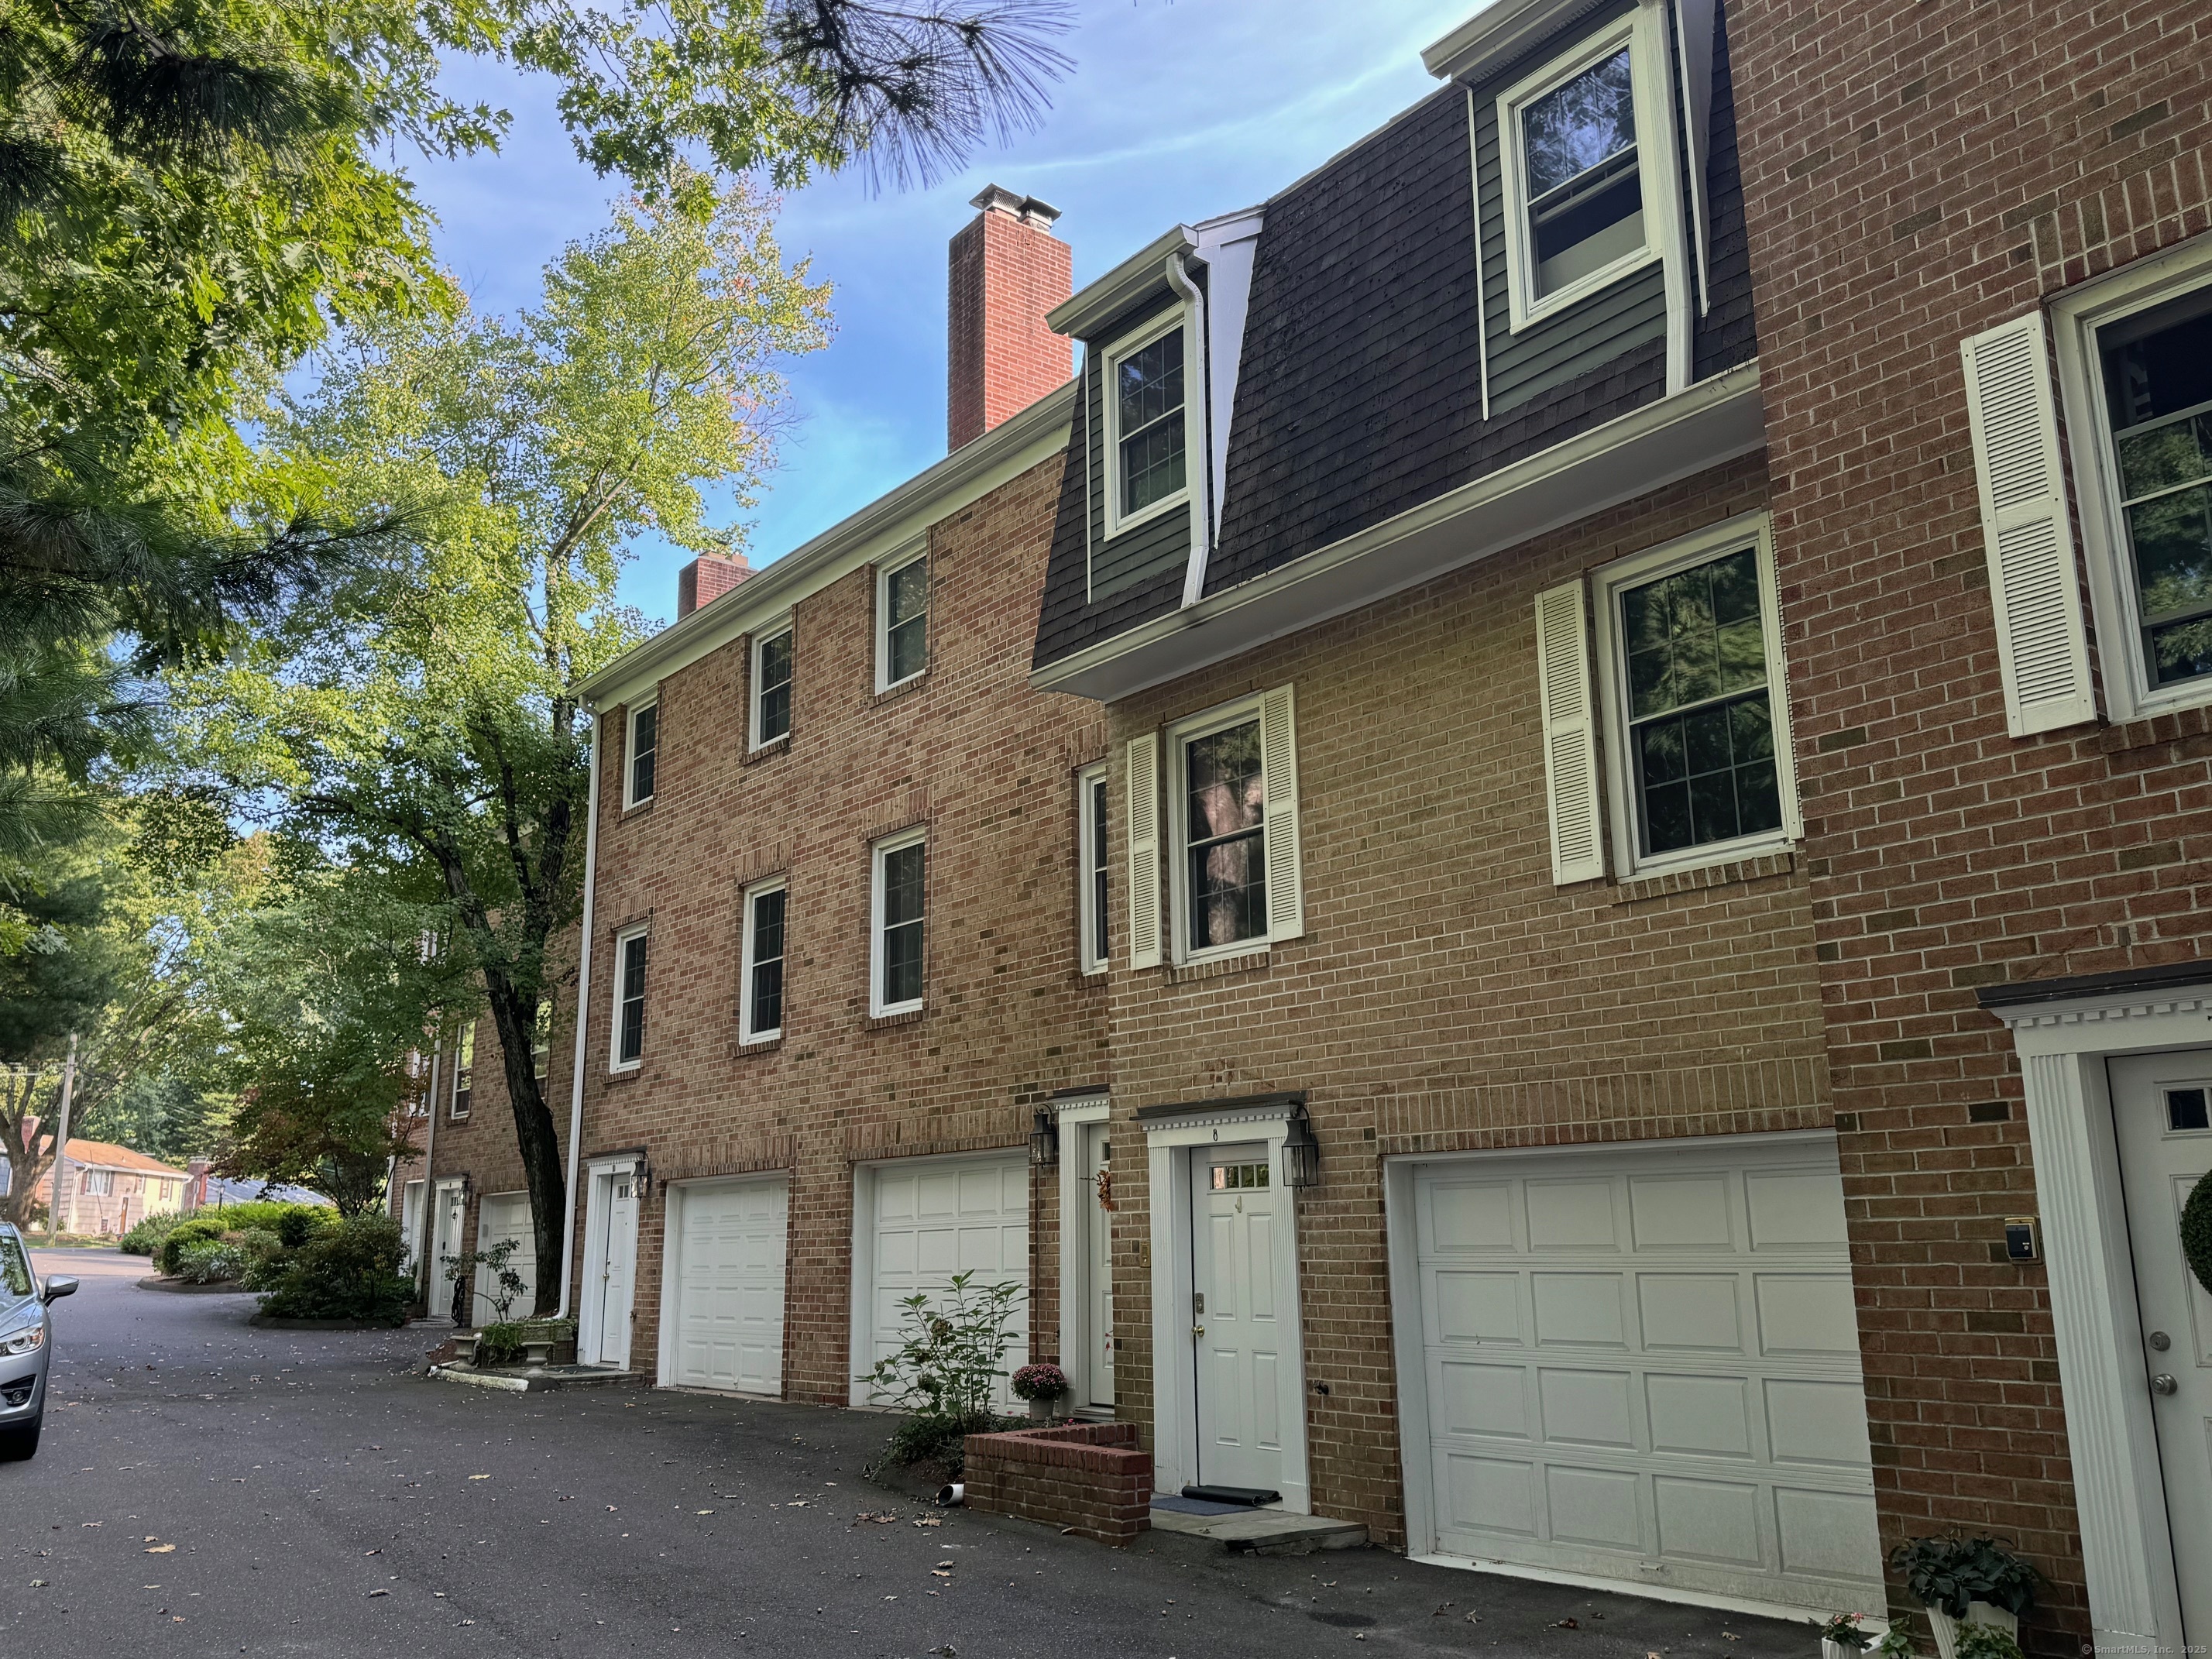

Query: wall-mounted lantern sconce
[1280,1099,1320,1190]
[1029,1108,1060,1169]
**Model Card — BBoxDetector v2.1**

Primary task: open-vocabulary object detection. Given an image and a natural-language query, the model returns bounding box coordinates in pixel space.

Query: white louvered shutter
[1535,580,1606,884]
[1125,733,1162,969]
[1960,314,2096,737]
[1259,685,1305,942]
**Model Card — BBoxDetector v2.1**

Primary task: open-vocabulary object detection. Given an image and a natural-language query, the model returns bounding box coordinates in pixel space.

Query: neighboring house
[7,1136,191,1235]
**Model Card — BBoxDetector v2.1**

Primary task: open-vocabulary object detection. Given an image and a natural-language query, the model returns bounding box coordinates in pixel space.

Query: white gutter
[1164,251,1213,609]
[414,1045,441,1297]
[554,710,603,1321]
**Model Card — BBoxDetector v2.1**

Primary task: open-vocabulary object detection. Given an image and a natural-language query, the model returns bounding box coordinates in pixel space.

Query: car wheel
[0,1416,41,1461]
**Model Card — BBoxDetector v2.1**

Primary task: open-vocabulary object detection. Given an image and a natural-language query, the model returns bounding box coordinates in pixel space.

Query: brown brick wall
[948,205,1073,451]
[964,1421,1153,1544]
[1727,0,2212,1640]
[1096,453,1833,1544]
[573,453,1106,1399]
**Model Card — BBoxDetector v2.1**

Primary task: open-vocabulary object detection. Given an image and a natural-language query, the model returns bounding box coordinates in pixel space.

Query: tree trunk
[0,1075,56,1233]
[483,976,566,1315]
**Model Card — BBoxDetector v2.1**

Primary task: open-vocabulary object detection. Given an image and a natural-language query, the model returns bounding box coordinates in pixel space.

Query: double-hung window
[1159,688,1304,965]
[752,623,793,748]
[625,698,658,807]
[610,926,648,1071]
[1497,13,1663,329]
[531,1000,552,1083]
[878,551,929,690]
[81,1168,113,1196]
[451,1024,475,1118]
[740,879,788,1044]
[1104,314,1187,533]
[1077,763,1109,974]
[871,830,926,1016]
[1586,515,1799,874]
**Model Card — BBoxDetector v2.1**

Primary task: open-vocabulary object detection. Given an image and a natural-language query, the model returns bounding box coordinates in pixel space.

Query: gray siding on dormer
[1084,290,1192,603]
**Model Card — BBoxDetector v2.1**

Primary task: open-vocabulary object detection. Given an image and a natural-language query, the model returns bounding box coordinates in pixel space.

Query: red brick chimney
[948,185,1073,452]
[677,553,752,620]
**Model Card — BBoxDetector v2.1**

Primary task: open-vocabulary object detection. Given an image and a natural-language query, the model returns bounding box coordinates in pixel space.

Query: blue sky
[411,1,1480,625]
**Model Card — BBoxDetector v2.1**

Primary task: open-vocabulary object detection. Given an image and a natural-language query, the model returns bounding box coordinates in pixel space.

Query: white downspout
[415,1045,441,1298]
[1166,251,1213,609]
[554,708,603,1321]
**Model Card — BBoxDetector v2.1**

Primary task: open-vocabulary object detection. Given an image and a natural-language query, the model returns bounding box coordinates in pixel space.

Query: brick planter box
[963,1422,1152,1545]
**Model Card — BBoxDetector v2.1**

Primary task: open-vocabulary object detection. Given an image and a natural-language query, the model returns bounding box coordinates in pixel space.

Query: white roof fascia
[1422,0,1602,82]
[575,380,1075,712]
[1029,362,1764,704]
[1046,226,1198,339]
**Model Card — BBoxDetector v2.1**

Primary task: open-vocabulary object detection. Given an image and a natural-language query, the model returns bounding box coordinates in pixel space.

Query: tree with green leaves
[173,180,830,1307]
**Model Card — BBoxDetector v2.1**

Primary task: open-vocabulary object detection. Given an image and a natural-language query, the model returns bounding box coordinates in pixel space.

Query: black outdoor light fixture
[1029,1108,1060,1169]
[1279,1098,1320,1190]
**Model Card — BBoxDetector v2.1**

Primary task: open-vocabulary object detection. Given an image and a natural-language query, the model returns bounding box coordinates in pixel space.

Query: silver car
[1,1223,77,1461]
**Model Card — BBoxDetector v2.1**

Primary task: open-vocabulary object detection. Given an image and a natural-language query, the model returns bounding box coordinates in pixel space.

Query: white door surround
[579,1155,642,1369]
[1053,1094,1115,1413]
[849,1149,1030,1410]
[1386,1128,1880,1620]
[431,1177,467,1317]
[1140,1094,1311,1514]
[1985,971,2207,1653]
[658,1173,789,1396]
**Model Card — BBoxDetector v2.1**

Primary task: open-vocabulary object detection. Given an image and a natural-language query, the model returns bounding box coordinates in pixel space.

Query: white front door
[670,1177,788,1396]
[1404,1134,1882,1612]
[400,1180,426,1276]
[862,1155,1028,1412]
[1191,1144,1284,1494]
[472,1193,537,1324]
[431,1180,467,1317]
[589,1169,640,1369]
[2111,1052,2212,1644]
[1085,1125,1116,1409]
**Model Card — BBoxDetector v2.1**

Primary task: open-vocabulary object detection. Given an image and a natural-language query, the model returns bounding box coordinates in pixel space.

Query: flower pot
[1928,1604,2016,1659]
[521,1341,554,1366]
[1823,1640,1866,1659]
[1026,1396,1053,1421]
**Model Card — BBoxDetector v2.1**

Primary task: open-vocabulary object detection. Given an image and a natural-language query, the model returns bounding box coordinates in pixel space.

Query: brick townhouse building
[390,0,2211,1646]
[1022,0,2208,1646]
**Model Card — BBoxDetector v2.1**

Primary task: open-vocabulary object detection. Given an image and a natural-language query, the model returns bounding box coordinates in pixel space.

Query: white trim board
[1142,1097,1311,1513]
[1054,1096,1112,1412]
[1987,983,2208,1650]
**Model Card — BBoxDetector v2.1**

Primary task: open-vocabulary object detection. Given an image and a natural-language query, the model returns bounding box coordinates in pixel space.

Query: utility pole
[49,1035,77,1242]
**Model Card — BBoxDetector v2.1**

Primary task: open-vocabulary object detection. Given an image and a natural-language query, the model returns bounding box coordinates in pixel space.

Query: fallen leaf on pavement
[1555,1618,1578,1630]
[468,1475,491,1481]
[145,1546,174,1555]
[368,1589,390,1598]
[912,1516,942,1528]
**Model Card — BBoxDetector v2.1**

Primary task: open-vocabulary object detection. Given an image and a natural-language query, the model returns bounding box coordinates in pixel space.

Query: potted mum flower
[1011,1362,1069,1422]
[1820,1613,1874,1659]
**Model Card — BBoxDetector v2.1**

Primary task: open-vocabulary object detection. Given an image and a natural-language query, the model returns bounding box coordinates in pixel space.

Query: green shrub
[1953,1626,2025,1659]
[476,1317,578,1364]
[175,1240,247,1283]
[157,1218,228,1275]
[1888,1534,2044,1620]
[156,1205,332,1274]
[119,1211,187,1258]
[276,1208,327,1249]
[256,1214,414,1326]
[235,1228,290,1290]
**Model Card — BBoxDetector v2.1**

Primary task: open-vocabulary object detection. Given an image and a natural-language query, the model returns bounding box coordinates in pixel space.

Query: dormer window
[1105,314,1188,533]
[1499,14,1664,329]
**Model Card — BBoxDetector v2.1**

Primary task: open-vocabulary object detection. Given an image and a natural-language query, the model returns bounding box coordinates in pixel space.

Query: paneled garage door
[669,1177,788,1396]
[472,1192,538,1324]
[863,1155,1028,1411]
[1407,1135,1882,1611]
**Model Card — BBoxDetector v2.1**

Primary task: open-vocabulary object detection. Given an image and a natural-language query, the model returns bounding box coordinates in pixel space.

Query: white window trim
[1077,762,1110,976]
[748,618,795,751]
[623,694,658,809]
[1101,306,1192,540]
[1590,510,1802,879]
[1166,692,1271,968]
[2050,229,2212,726]
[874,544,929,693]
[868,828,927,1018]
[738,876,788,1046]
[1496,7,1669,334]
[609,923,648,1073]
[450,1025,473,1120]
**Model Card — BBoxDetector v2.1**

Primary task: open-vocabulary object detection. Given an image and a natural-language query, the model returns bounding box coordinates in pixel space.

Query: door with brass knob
[1188,1146,1283,1495]
[2109,1053,2212,1644]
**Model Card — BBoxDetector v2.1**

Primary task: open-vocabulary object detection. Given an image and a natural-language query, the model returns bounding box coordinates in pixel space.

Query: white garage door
[1408,1135,1882,1612]
[863,1155,1029,1411]
[670,1177,788,1396]
[473,1193,538,1324]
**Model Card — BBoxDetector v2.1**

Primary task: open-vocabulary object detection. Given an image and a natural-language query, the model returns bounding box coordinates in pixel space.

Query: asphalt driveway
[6,1247,1815,1659]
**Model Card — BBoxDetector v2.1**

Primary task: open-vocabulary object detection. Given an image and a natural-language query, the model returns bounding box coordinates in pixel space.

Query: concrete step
[1149,1503,1367,1555]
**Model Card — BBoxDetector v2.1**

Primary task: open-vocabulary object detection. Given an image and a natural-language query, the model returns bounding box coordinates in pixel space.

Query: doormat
[1180,1483,1281,1508]
[1151,1495,1249,1516]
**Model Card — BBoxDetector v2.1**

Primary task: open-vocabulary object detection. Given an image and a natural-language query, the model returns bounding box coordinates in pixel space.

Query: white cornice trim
[1139,1100,1300,1137]
[1423,0,1607,81]
[1048,226,1197,339]
[1993,991,2212,1032]
[574,382,1075,710]
[1031,361,1763,702]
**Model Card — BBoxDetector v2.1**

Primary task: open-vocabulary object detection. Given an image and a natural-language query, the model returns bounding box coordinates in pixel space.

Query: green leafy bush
[156,1205,331,1275]
[1889,1534,2044,1619]
[256,1214,414,1325]
[871,1409,1022,1479]
[157,1218,228,1274]
[1953,1626,2025,1659]
[856,1270,1026,1477]
[236,1228,291,1290]
[175,1240,247,1283]
[276,1208,330,1249]
[475,1318,578,1364]
[118,1211,187,1258]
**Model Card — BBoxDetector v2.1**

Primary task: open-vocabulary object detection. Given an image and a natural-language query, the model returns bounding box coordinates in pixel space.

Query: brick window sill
[731,1035,783,1058]
[2097,699,2212,755]
[741,735,791,768]
[867,1007,926,1031]
[1611,850,1797,906]
[874,672,929,708]
[601,1066,646,1087]
[1165,949,1271,986]
[619,799,654,820]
